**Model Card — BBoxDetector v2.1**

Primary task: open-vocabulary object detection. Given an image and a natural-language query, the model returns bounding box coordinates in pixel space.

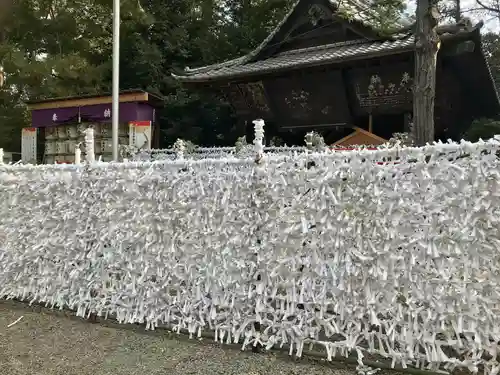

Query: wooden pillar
[368,114,373,133]
[153,109,161,149]
[413,0,440,145]
[245,120,253,144]
[403,113,412,133]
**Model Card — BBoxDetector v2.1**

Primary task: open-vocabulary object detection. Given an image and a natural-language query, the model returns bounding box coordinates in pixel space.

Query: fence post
[75,143,82,165]
[253,119,265,164]
[174,139,185,160]
[251,119,266,352]
[305,132,314,151]
[0,148,3,164]
[84,128,95,163]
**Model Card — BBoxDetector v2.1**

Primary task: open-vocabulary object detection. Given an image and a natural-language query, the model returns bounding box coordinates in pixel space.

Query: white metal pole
[112,0,120,161]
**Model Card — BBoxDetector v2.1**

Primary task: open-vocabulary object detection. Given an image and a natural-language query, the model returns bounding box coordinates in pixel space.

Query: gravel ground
[0,301,408,375]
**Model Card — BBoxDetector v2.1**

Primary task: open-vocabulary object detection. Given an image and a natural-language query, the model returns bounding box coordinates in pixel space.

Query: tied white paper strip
[7,315,23,328]
[84,128,95,163]
[141,147,308,162]
[0,139,500,374]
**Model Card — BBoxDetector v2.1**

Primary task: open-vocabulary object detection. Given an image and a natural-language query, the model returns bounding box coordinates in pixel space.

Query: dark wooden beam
[341,68,356,122]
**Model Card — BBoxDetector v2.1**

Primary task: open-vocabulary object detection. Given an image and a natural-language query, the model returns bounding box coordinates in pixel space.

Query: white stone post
[174,139,185,160]
[84,128,95,163]
[305,132,314,151]
[251,118,267,349]
[253,119,265,163]
[74,143,81,164]
[0,148,4,164]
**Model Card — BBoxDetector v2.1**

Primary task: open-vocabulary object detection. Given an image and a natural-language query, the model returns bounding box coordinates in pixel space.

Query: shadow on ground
[0,301,405,375]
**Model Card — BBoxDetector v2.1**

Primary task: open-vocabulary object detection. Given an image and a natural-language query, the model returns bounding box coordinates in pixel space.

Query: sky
[405,0,500,32]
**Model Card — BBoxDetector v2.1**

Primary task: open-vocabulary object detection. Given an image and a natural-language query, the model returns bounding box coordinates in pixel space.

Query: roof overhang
[172,23,484,84]
[174,0,413,82]
[26,89,163,110]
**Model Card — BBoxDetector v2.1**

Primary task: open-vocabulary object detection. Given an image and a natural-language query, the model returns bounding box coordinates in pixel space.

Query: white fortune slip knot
[84,128,95,163]
[0,138,499,374]
[252,119,265,161]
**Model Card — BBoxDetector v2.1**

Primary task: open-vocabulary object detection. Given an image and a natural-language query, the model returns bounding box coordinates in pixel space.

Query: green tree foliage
[482,32,500,91]
[458,33,500,142]
[0,0,411,151]
[464,118,500,142]
[0,0,108,150]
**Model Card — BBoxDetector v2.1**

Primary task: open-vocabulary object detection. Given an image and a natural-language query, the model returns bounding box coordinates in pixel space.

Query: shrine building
[23,90,162,163]
[172,0,500,146]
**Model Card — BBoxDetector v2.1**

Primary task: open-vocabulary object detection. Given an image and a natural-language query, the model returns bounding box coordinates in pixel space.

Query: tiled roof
[172,0,490,84]
[180,0,411,77]
[173,37,414,82]
[172,21,487,83]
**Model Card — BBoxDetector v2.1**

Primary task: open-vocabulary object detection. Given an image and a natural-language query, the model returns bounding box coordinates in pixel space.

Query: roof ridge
[184,0,302,76]
[181,0,414,75]
[243,0,384,65]
[172,37,414,82]
[172,24,487,83]
[276,38,373,57]
[177,4,482,78]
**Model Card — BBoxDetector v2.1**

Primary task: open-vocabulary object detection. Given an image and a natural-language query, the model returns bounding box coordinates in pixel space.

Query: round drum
[66,125,78,139]
[45,127,56,140]
[55,141,67,155]
[45,141,56,155]
[65,140,76,155]
[57,126,67,139]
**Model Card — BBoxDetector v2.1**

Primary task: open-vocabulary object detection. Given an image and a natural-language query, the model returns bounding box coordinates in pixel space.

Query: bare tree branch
[476,0,500,15]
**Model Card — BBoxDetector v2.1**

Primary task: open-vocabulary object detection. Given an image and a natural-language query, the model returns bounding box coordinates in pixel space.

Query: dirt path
[0,301,405,375]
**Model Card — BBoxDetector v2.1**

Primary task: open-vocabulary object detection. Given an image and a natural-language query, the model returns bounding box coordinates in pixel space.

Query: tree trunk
[455,0,461,22]
[413,0,440,146]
